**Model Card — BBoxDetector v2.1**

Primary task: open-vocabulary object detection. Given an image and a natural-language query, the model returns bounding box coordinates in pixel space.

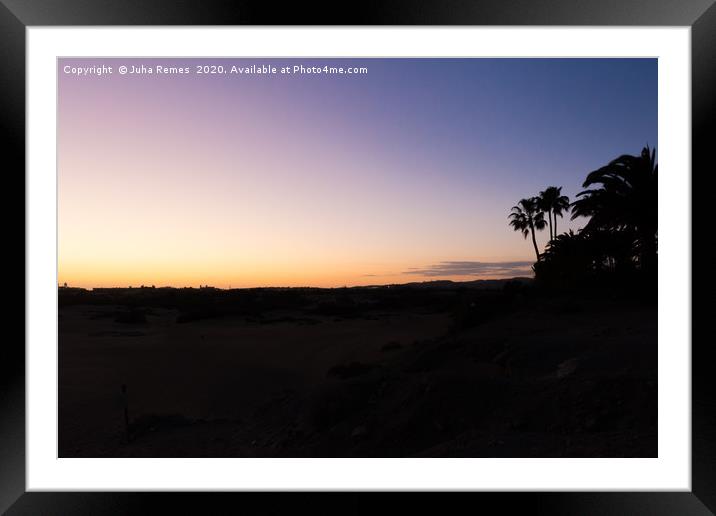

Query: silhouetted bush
[115,309,147,324]
[176,308,223,324]
[128,413,193,440]
[327,361,375,379]
[450,291,514,330]
[533,229,649,292]
[381,341,403,352]
[309,380,375,430]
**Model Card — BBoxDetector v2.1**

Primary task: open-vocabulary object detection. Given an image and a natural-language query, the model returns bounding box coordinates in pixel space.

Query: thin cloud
[403,261,533,278]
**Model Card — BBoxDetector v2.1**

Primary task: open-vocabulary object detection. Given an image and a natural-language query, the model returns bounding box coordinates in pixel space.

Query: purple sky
[58,58,657,288]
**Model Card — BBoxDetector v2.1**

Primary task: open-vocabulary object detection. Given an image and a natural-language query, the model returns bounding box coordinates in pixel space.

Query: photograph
[0,0,716,506]
[56,57,658,459]
[2,0,710,507]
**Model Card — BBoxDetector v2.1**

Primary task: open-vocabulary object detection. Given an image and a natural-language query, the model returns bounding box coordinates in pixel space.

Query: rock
[351,425,368,440]
[381,341,403,352]
[556,358,579,379]
[510,416,528,430]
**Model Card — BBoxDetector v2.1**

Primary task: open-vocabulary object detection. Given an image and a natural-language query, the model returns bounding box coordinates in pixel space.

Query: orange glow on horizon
[58,257,535,289]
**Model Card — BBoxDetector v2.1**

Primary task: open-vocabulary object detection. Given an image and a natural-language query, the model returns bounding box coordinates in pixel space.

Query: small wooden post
[121,384,130,443]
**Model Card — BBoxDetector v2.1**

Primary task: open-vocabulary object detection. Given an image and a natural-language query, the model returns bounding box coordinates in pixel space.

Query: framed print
[3,0,714,513]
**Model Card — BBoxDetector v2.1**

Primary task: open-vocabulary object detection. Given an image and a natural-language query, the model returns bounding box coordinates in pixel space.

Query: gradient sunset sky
[58,58,657,288]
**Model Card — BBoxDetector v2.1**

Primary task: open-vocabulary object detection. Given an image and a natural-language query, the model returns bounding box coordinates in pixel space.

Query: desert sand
[59,283,656,457]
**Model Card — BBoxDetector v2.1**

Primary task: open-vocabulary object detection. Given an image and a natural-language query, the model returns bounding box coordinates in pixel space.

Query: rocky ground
[58,285,657,457]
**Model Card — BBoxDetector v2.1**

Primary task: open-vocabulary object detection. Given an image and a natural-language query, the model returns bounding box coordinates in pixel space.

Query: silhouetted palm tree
[533,230,593,286]
[571,146,657,271]
[538,186,570,241]
[509,197,548,261]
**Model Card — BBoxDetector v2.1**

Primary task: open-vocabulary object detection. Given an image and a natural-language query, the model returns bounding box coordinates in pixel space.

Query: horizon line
[58,276,535,291]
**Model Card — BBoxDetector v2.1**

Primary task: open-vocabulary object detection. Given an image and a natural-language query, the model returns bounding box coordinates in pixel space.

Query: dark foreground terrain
[58,279,656,457]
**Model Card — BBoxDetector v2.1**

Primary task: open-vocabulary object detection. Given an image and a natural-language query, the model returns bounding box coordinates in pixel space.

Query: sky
[58,58,657,288]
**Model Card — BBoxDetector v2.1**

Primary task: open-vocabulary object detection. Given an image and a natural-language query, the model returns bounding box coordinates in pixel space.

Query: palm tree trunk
[549,210,554,241]
[530,224,540,261]
[553,214,557,238]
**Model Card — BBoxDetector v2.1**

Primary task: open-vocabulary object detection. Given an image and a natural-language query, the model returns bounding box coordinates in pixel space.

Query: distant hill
[59,277,534,294]
[388,277,534,290]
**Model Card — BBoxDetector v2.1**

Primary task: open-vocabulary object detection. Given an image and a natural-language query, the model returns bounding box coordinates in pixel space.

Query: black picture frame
[3,1,713,514]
